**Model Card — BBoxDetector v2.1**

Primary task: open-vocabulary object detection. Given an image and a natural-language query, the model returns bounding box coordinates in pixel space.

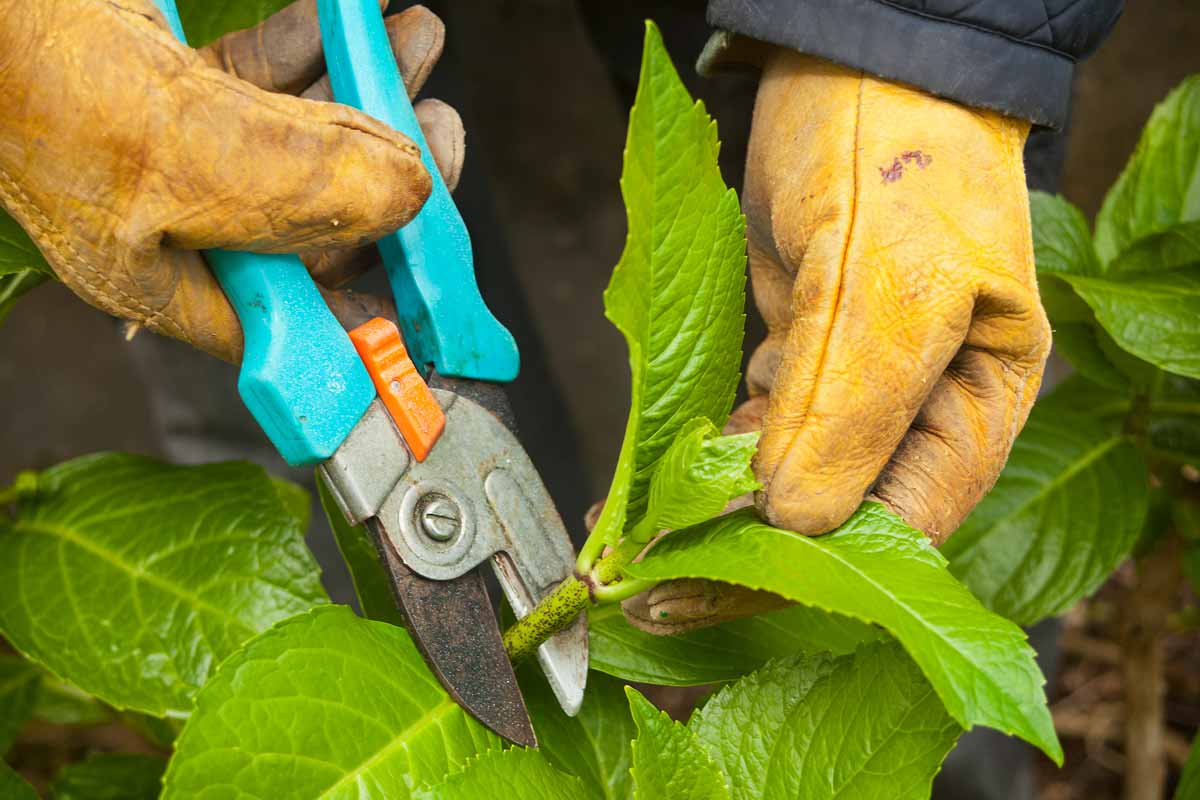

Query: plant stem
[503,575,591,663]
[1121,536,1180,800]
[504,535,652,663]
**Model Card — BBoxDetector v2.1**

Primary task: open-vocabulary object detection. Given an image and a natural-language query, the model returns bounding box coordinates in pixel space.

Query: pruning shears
[150,0,587,746]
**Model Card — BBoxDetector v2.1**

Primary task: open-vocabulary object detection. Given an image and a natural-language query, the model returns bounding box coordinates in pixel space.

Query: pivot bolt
[418,495,462,542]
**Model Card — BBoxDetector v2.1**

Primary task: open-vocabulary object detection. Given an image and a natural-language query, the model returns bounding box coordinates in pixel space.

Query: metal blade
[366,518,536,748]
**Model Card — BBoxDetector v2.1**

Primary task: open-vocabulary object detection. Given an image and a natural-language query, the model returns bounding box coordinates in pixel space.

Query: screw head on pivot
[417,494,462,542]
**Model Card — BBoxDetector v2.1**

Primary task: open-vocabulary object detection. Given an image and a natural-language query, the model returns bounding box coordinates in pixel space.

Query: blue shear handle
[318,0,519,383]
[148,0,375,467]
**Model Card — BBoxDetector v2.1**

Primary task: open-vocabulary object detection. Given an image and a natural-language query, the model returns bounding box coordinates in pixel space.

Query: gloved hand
[0,0,462,362]
[626,48,1051,634]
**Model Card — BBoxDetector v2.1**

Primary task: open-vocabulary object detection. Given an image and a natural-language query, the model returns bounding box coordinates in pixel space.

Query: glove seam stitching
[0,166,184,339]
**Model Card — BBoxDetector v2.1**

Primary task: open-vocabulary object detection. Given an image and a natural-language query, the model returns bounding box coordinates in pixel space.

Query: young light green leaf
[627,688,729,800]
[520,665,634,800]
[0,761,37,800]
[0,656,39,754]
[1178,731,1200,800]
[631,418,758,541]
[51,754,166,800]
[163,606,497,799]
[176,0,291,46]
[0,453,328,717]
[591,21,747,546]
[625,506,1061,762]
[691,643,961,800]
[1095,76,1200,276]
[317,474,404,627]
[942,388,1149,625]
[415,749,585,800]
[588,602,881,687]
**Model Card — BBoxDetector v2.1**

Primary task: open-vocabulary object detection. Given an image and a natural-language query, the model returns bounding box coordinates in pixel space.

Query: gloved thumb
[140,38,431,255]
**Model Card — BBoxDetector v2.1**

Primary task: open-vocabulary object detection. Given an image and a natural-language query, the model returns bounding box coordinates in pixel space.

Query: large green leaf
[588,603,881,686]
[0,762,37,800]
[163,606,497,798]
[521,665,634,800]
[625,506,1061,762]
[176,0,291,46]
[51,754,166,800]
[0,656,39,754]
[630,418,757,542]
[591,22,747,546]
[1095,76,1200,275]
[942,386,1149,625]
[416,750,584,800]
[0,453,327,716]
[317,474,403,627]
[627,688,729,800]
[691,643,961,800]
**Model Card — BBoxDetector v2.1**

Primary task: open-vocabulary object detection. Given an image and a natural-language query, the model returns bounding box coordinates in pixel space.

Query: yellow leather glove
[626,48,1051,634]
[0,0,462,362]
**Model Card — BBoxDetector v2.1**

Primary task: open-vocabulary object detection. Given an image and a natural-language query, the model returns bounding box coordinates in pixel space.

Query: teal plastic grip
[317,0,520,382]
[149,0,376,466]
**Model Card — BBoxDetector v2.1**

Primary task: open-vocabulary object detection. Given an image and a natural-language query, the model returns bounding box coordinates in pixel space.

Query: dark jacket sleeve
[706,0,1123,129]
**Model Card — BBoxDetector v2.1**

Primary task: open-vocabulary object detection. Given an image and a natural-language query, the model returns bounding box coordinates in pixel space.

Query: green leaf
[0,453,328,716]
[51,754,166,800]
[692,642,961,800]
[521,665,634,800]
[317,474,404,627]
[942,387,1149,625]
[176,0,291,46]
[0,656,39,754]
[1058,267,1200,380]
[1146,374,1200,464]
[625,506,1061,762]
[0,761,37,800]
[32,675,111,727]
[0,212,51,279]
[592,22,747,546]
[588,602,881,686]
[1095,76,1200,275]
[1178,731,1200,800]
[416,750,585,800]
[627,688,729,800]
[631,418,758,542]
[1031,192,1102,281]
[0,210,53,325]
[163,606,497,798]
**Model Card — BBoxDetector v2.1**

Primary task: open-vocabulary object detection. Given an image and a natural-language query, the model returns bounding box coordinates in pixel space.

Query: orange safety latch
[348,318,445,462]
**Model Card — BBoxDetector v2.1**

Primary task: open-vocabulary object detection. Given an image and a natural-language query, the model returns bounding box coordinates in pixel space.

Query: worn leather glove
[626,48,1051,634]
[0,0,463,362]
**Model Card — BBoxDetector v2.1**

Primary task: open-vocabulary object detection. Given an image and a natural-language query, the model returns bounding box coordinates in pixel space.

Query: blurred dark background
[2,1,1198,797]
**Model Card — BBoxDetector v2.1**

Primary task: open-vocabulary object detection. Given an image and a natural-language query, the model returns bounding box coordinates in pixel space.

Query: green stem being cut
[504,535,654,663]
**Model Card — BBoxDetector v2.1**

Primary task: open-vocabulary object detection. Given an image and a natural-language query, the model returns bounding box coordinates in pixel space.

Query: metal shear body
[149,0,587,747]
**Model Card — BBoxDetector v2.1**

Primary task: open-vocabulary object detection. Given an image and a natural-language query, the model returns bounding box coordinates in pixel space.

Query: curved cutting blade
[367,518,536,748]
